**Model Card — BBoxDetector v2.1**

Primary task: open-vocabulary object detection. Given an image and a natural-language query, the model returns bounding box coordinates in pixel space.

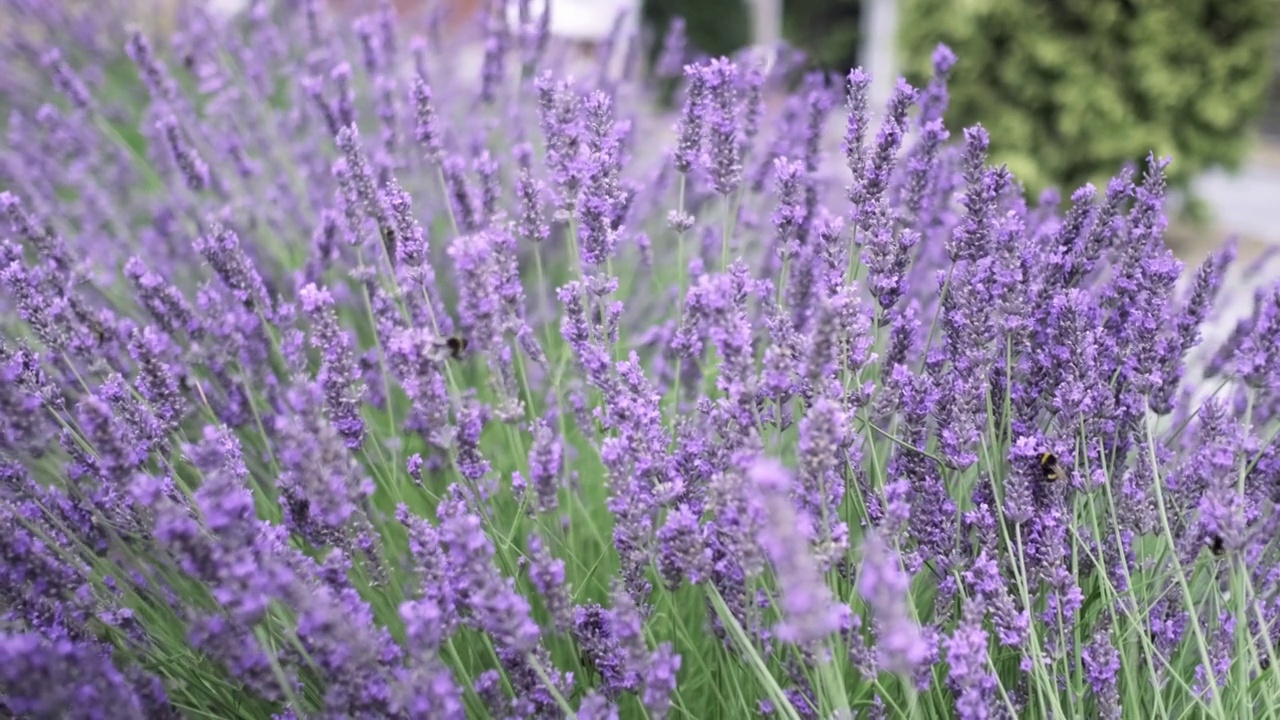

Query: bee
[1038,452,1068,483]
[1208,534,1225,556]
[434,335,468,360]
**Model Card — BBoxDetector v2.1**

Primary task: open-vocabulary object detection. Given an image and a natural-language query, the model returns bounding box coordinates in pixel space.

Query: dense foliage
[2,2,1280,719]
[899,0,1279,195]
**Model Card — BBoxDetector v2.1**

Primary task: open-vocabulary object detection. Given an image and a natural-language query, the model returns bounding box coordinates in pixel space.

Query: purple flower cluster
[2,3,1279,719]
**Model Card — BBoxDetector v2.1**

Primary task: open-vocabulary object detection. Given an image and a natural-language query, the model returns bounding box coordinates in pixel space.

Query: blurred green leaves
[899,0,1280,195]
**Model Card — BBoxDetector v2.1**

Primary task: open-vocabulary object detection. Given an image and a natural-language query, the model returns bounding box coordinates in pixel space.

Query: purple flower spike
[701,58,744,196]
[858,532,929,676]
[749,458,849,656]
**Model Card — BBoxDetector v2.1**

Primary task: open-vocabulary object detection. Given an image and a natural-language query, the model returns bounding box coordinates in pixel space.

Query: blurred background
[645,0,1280,267]
[138,0,1280,264]
[6,0,1280,265]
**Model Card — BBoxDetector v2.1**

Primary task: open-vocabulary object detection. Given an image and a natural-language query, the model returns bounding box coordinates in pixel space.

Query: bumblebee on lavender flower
[1038,451,1068,483]
[443,335,469,359]
[428,335,470,362]
[1208,534,1225,556]
[440,335,471,358]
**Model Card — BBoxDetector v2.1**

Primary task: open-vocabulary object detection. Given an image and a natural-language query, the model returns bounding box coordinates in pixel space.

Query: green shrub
[899,0,1280,194]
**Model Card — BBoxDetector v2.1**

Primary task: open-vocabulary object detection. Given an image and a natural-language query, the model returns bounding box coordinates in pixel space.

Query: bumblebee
[429,335,470,362]
[1208,534,1225,556]
[444,336,469,359]
[1039,452,1068,483]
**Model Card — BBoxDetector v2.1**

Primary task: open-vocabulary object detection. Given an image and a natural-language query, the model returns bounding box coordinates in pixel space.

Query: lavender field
[2,2,1279,719]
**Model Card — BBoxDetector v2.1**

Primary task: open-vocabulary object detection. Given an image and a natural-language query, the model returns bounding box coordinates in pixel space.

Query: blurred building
[322,0,640,41]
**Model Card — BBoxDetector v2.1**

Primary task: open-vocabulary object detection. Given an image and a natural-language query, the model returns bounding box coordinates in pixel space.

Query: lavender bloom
[474,150,501,225]
[796,398,850,564]
[1191,400,1249,552]
[449,226,526,354]
[180,427,293,622]
[329,62,356,128]
[843,68,872,177]
[472,668,505,716]
[127,326,185,436]
[1,193,75,280]
[393,603,467,720]
[851,79,917,228]
[852,83,921,313]
[572,593,643,695]
[437,493,540,653]
[739,60,767,152]
[899,119,949,231]
[455,401,493,484]
[516,165,551,244]
[750,458,849,655]
[478,8,508,105]
[193,224,271,314]
[273,380,375,551]
[441,153,480,233]
[962,552,1029,648]
[299,283,366,449]
[771,157,807,264]
[335,125,396,259]
[1151,239,1234,414]
[680,263,758,426]
[945,127,997,263]
[2,258,69,352]
[411,76,445,164]
[536,73,584,208]
[386,326,454,447]
[384,182,451,334]
[1083,626,1122,720]
[920,44,957,124]
[526,533,573,632]
[0,340,57,451]
[944,601,998,719]
[674,65,708,174]
[657,503,712,589]
[156,114,210,193]
[655,18,688,80]
[125,30,178,104]
[701,59,743,196]
[0,633,154,719]
[578,90,625,266]
[558,280,614,390]
[1236,285,1280,391]
[643,643,682,720]
[41,48,93,111]
[858,532,929,675]
[526,418,562,513]
[0,465,99,632]
[578,692,621,720]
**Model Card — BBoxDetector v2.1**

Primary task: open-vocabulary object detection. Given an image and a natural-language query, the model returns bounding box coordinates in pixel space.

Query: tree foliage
[900,0,1280,193]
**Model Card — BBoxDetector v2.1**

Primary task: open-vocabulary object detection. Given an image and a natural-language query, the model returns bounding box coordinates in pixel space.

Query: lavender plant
[2,2,1278,718]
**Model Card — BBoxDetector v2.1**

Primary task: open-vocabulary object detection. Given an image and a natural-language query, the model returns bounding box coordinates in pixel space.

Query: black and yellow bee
[1039,452,1068,483]
[443,335,469,359]
[1208,534,1225,556]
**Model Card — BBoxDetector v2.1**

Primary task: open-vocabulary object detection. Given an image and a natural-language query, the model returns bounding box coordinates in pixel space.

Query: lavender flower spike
[750,458,850,656]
